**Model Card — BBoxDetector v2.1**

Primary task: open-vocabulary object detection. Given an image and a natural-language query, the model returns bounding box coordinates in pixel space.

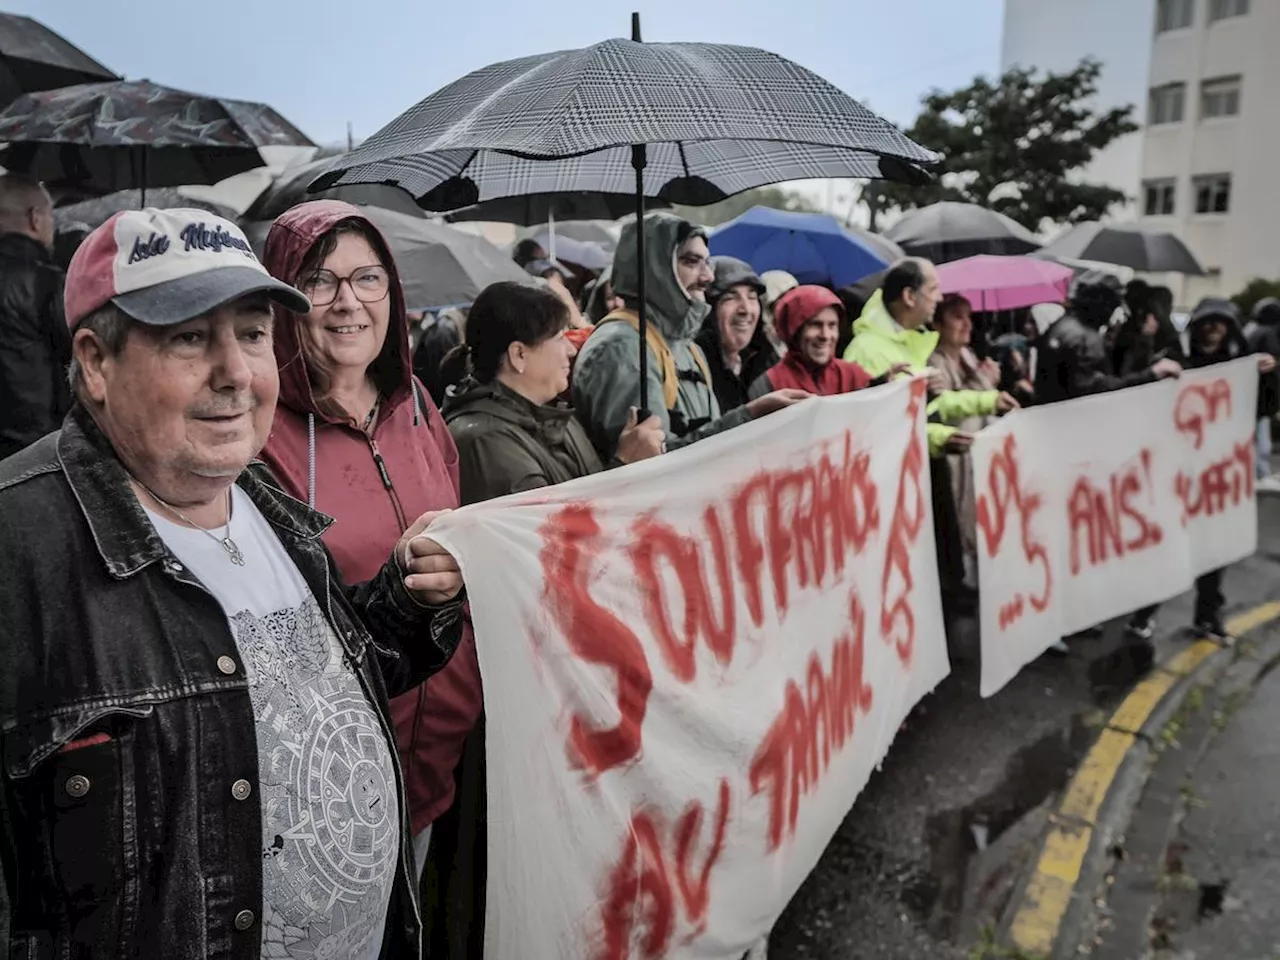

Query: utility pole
[862,182,882,233]
[347,121,354,152]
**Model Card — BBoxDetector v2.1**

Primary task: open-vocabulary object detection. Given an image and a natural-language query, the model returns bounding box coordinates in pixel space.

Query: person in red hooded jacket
[257,201,481,936]
[748,284,906,398]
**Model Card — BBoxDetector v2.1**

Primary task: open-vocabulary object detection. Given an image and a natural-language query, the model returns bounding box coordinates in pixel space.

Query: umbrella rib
[677,142,691,180]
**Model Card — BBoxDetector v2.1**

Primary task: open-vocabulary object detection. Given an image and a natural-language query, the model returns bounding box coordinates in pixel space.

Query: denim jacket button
[163,559,183,574]
[64,774,91,799]
[233,909,255,931]
[216,655,237,675]
[231,779,252,801]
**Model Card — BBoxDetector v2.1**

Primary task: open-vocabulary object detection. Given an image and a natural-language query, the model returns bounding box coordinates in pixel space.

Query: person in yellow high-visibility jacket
[843,258,1020,456]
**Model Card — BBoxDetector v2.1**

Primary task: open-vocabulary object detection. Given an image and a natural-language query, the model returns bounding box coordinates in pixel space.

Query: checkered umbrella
[315,21,939,411]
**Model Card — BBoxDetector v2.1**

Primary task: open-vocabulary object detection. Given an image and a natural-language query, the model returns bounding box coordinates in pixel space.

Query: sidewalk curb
[997,601,1280,959]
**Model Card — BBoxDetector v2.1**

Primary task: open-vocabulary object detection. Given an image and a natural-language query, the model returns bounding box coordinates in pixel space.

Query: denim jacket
[0,406,465,959]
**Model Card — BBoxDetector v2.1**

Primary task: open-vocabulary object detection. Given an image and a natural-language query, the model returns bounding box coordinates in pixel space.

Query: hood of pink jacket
[261,199,415,424]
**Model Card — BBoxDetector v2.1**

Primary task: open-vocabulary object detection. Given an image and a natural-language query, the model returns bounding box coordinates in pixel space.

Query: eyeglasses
[677,253,714,272]
[301,266,391,307]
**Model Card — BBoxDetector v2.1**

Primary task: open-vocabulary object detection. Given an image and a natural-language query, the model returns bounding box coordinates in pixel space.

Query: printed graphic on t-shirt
[231,596,399,960]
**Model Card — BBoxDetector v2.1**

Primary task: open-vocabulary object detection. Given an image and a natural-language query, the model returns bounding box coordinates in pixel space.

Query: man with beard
[572,213,807,460]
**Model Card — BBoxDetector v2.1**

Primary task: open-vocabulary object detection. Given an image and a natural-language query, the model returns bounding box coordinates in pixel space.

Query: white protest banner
[974,357,1260,696]
[427,378,950,960]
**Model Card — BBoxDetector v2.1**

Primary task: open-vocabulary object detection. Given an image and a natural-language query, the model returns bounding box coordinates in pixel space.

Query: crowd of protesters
[0,167,1278,959]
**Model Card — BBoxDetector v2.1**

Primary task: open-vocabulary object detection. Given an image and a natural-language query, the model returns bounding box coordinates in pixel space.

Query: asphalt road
[1162,647,1280,959]
[768,492,1280,960]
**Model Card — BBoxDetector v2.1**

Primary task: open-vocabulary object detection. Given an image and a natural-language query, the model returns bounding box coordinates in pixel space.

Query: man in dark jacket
[1034,277,1183,405]
[0,208,467,959]
[1245,298,1280,490]
[695,257,779,414]
[1128,298,1276,642]
[0,174,72,460]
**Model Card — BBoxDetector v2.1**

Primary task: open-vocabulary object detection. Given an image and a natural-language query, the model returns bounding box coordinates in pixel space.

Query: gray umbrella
[884,201,1041,264]
[1038,221,1205,275]
[243,206,527,310]
[243,154,426,221]
[55,187,237,228]
[313,19,938,412]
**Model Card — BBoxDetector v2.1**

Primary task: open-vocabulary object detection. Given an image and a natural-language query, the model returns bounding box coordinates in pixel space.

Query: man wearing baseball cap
[0,208,466,959]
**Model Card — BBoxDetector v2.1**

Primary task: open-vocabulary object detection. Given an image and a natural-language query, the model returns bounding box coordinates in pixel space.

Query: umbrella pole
[633,143,649,417]
[548,207,556,263]
[139,148,147,207]
[630,12,651,418]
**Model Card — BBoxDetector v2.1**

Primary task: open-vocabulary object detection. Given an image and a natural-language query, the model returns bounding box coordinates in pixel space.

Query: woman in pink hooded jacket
[259,200,481,949]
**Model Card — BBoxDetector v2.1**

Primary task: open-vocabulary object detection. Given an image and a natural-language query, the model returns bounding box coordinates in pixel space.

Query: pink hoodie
[260,199,481,833]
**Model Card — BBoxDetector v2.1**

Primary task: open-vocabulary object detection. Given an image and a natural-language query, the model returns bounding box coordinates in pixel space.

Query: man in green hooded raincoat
[573,212,805,460]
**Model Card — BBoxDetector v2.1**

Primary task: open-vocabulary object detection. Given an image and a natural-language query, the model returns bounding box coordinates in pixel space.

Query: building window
[1157,0,1195,31]
[1209,0,1248,21]
[1193,174,1231,214]
[1144,180,1177,216]
[1149,83,1187,124]
[1201,76,1242,118]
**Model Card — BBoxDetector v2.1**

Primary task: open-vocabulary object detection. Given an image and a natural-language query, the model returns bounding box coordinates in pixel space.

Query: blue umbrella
[709,205,898,287]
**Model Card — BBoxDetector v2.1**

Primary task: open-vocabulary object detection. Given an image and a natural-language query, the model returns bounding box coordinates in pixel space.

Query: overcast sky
[17,0,1004,144]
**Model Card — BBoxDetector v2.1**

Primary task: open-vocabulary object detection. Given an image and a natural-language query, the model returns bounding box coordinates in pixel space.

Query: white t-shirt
[146,485,399,960]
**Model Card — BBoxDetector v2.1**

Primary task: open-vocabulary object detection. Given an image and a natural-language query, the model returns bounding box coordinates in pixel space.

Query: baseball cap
[524,258,573,281]
[64,208,311,329]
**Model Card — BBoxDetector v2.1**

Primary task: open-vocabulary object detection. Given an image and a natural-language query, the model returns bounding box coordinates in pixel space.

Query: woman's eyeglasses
[302,266,390,307]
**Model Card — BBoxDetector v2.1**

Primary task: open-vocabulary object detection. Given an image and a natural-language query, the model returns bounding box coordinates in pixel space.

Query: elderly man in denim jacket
[0,209,466,960]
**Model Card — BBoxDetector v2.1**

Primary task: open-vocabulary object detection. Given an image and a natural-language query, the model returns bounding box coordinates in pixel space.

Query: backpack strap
[688,342,713,393]
[596,309,679,411]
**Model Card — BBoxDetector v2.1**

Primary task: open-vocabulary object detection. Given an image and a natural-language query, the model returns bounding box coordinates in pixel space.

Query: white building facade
[1002,0,1280,304]
[1141,0,1280,302]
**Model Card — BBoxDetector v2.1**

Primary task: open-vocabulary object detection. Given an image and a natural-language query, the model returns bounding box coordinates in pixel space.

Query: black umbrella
[0,14,118,110]
[884,201,1041,264]
[0,80,313,202]
[446,191,669,227]
[1037,221,1205,275]
[243,154,425,221]
[314,14,938,412]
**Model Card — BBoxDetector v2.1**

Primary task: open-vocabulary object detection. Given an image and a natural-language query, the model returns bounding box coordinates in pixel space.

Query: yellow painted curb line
[1006,602,1280,957]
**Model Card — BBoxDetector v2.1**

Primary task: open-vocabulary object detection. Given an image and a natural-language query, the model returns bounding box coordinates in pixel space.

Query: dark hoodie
[1034,280,1158,405]
[572,212,752,459]
[258,200,480,839]
[1246,298,1280,418]
[443,377,604,503]
[1185,298,1249,370]
[695,256,779,413]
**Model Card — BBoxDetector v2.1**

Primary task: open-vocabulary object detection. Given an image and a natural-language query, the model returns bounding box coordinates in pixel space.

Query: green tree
[880,59,1139,231]
[1230,277,1280,317]
[672,185,822,228]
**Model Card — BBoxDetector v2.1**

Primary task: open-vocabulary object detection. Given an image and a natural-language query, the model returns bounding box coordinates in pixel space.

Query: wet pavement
[1088,612,1280,960]
[768,492,1280,959]
[1161,651,1280,959]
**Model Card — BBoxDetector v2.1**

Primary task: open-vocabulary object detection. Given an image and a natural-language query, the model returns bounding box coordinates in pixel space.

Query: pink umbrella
[936,254,1072,311]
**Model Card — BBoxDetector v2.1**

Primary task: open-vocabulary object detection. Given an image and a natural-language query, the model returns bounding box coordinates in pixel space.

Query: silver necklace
[139,482,245,566]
